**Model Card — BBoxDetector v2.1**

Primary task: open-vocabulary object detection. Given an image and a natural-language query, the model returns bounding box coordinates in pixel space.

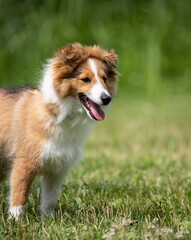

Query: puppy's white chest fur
[40,98,93,173]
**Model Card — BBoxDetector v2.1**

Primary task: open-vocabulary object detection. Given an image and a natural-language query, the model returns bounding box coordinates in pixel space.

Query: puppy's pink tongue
[89,100,105,121]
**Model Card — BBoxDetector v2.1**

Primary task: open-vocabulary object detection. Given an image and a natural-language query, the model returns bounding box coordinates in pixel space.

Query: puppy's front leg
[40,173,65,218]
[9,158,37,219]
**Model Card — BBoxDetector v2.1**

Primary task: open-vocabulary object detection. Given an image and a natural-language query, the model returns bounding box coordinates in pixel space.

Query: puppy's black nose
[101,93,112,105]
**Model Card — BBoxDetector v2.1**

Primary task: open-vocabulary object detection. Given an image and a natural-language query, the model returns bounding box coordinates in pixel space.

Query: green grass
[0,94,190,239]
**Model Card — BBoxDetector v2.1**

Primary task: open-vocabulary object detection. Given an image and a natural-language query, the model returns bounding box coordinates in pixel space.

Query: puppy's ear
[103,49,118,68]
[60,43,87,66]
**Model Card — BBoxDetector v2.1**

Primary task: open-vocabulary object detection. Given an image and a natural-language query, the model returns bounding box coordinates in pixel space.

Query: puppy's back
[0,88,25,142]
[0,86,37,128]
[0,87,37,179]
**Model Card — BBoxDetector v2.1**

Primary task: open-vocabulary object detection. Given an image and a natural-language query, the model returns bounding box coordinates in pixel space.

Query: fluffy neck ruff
[40,59,88,125]
[40,59,60,104]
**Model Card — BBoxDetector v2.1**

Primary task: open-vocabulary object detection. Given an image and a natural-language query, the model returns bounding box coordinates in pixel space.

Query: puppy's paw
[8,205,26,220]
[40,207,55,220]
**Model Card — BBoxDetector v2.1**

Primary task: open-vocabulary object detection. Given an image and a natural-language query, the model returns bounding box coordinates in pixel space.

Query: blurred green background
[0,0,191,95]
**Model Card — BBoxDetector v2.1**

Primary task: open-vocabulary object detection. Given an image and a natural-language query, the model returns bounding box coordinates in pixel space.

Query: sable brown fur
[0,89,52,206]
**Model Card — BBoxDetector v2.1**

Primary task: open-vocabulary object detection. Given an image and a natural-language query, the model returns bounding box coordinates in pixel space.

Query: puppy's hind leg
[9,158,37,219]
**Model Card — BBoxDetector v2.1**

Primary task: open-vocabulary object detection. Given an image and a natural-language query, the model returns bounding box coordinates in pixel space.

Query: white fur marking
[9,205,26,219]
[40,97,93,172]
[88,58,110,105]
[89,58,99,82]
[40,59,60,104]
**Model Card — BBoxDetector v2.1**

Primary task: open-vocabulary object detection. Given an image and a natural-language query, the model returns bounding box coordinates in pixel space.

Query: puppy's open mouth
[79,93,105,121]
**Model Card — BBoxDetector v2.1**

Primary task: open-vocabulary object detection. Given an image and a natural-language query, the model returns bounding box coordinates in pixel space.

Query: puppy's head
[52,43,118,121]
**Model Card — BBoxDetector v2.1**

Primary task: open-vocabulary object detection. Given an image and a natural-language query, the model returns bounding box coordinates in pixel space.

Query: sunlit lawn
[0,94,191,239]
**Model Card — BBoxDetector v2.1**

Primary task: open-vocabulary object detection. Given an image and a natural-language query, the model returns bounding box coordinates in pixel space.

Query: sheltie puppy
[0,43,118,219]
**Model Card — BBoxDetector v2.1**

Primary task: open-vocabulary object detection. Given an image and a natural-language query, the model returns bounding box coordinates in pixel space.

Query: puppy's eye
[81,77,91,83]
[103,76,107,83]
